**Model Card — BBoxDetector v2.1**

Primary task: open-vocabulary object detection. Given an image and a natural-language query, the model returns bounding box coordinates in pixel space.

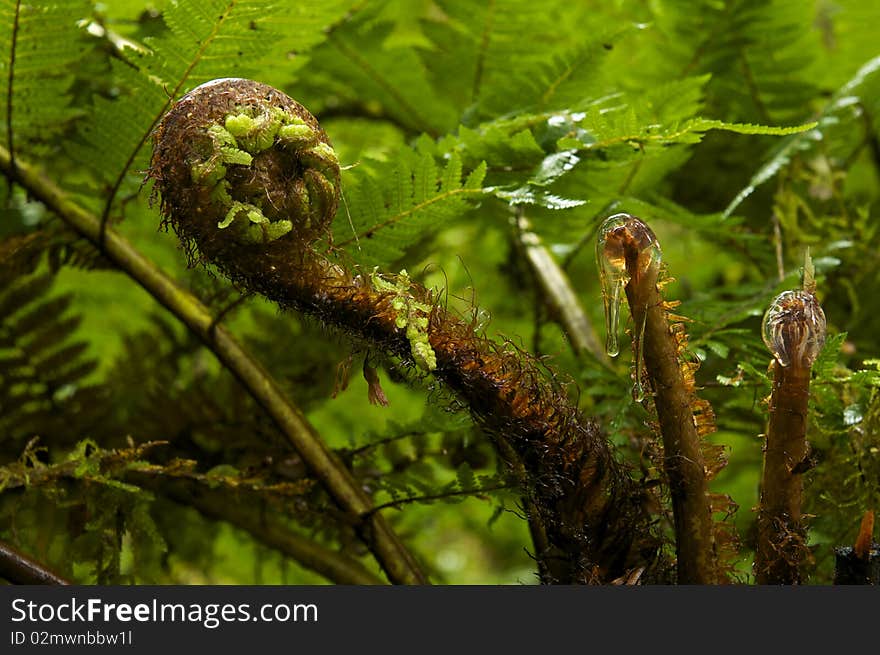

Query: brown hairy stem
[632,274,716,584]
[601,215,717,584]
[0,539,70,585]
[149,80,659,584]
[755,285,825,584]
[196,243,657,583]
[755,361,811,584]
[0,144,426,586]
[492,430,563,583]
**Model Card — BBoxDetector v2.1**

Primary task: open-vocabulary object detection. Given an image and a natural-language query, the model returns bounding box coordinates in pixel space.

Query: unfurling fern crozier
[150,78,659,585]
[150,78,340,255]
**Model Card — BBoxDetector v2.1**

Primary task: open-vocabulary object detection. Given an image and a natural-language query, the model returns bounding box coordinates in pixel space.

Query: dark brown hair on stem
[149,79,660,584]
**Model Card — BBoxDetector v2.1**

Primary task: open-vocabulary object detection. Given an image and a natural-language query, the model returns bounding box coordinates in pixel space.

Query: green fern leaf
[479,22,641,117]
[296,22,458,135]
[725,54,880,217]
[428,0,604,119]
[334,149,486,265]
[0,1,92,156]
[645,0,820,124]
[360,0,438,51]
[559,106,816,151]
[684,119,819,137]
[0,271,102,456]
[455,462,476,491]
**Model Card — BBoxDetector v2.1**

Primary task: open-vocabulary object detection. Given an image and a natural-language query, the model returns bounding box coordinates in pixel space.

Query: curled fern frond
[150,78,340,252]
[150,78,661,584]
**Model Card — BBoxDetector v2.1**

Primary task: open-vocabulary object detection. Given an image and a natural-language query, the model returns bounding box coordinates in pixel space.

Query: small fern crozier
[149,78,340,260]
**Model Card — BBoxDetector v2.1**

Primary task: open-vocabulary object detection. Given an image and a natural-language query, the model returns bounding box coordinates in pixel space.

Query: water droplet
[843,404,863,426]
[596,215,630,356]
[632,382,646,403]
[471,307,491,333]
[596,214,661,361]
[632,307,648,401]
[762,290,826,367]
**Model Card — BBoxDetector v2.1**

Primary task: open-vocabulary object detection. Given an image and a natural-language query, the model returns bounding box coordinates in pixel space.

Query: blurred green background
[1,0,879,584]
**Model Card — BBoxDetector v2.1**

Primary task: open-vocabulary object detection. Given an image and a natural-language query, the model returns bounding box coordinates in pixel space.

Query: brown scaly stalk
[597,214,723,584]
[755,260,826,584]
[148,78,660,584]
[0,145,425,586]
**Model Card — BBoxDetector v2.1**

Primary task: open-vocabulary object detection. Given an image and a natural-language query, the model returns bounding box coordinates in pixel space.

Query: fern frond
[0,440,165,493]
[0,1,92,156]
[424,78,813,224]
[0,229,109,277]
[428,0,598,119]
[478,22,639,118]
[297,23,458,136]
[301,0,622,130]
[125,458,313,498]
[0,272,104,455]
[0,231,46,277]
[334,148,486,265]
[724,54,880,217]
[648,0,820,123]
[561,106,816,151]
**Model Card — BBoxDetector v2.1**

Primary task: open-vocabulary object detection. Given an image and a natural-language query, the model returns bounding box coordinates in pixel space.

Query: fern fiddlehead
[150,78,340,249]
[597,213,725,584]
[149,79,659,584]
[755,262,826,584]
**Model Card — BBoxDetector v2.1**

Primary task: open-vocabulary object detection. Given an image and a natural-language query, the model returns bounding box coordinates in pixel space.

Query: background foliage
[1,0,878,584]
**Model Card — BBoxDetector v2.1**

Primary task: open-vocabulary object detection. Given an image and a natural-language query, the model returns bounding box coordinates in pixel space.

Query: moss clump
[370,269,437,371]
